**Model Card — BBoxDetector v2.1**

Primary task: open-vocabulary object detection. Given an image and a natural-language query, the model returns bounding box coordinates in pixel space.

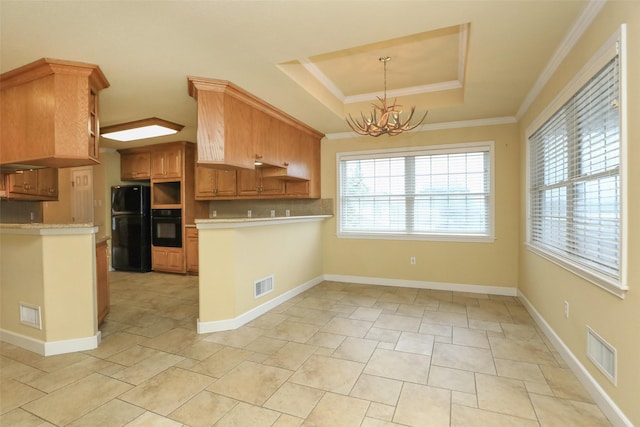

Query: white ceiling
[0,1,589,147]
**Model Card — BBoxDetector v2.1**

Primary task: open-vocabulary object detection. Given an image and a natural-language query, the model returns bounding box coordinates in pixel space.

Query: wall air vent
[586,326,617,385]
[254,275,274,299]
[20,302,42,329]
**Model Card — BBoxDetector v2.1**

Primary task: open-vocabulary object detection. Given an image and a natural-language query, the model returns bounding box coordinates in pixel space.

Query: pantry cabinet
[151,145,182,179]
[120,150,151,180]
[0,58,110,168]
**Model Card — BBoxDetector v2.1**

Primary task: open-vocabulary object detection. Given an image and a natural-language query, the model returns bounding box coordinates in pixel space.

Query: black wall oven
[151,209,182,247]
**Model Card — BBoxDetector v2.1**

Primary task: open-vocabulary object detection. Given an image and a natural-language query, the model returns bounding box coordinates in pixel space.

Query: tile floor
[1,271,613,426]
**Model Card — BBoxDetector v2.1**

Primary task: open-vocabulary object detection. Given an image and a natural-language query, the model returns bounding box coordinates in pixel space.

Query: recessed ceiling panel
[278,24,469,118]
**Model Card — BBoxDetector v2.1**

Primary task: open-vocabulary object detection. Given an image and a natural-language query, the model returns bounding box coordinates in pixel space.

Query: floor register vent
[20,302,42,330]
[586,326,617,385]
[254,275,274,299]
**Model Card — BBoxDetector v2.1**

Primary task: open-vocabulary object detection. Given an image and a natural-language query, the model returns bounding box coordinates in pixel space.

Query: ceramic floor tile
[290,354,364,394]
[207,360,291,405]
[168,390,238,426]
[264,319,321,343]
[0,273,613,427]
[263,382,325,418]
[451,404,539,427]
[66,399,145,426]
[264,342,318,370]
[350,373,403,405]
[394,382,451,427]
[373,313,422,332]
[126,411,183,426]
[428,365,476,394]
[529,393,612,426]
[395,331,435,355]
[333,336,378,362]
[432,342,496,375]
[541,365,594,402]
[489,335,558,367]
[320,317,373,338]
[22,373,132,425]
[0,379,45,414]
[0,408,56,426]
[475,373,536,420]
[452,326,490,349]
[110,351,184,385]
[303,392,370,427]
[215,402,281,427]
[364,348,430,383]
[119,367,214,415]
[191,346,253,378]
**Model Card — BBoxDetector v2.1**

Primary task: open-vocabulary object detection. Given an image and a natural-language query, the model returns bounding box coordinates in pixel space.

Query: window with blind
[527,29,626,295]
[338,142,494,241]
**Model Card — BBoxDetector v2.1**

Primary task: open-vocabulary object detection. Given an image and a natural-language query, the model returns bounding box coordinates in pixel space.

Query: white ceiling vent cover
[254,275,274,299]
[586,326,617,385]
[20,302,42,329]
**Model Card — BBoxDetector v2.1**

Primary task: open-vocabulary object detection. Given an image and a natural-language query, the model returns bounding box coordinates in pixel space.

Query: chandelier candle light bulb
[346,56,428,137]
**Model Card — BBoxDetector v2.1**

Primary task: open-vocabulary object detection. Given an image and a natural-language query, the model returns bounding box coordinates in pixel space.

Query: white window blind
[338,143,493,241]
[528,55,621,283]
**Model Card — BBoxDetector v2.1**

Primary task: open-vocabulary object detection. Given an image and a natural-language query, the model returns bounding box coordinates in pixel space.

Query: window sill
[339,232,495,243]
[525,243,627,299]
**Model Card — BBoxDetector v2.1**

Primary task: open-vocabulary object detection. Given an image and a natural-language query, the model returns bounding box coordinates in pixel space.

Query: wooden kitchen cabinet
[151,145,182,179]
[96,240,110,326]
[0,58,110,168]
[120,150,151,180]
[186,228,199,274]
[195,165,237,199]
[152,246,185,273]
[7,168,59,200]
[237,168,285,197]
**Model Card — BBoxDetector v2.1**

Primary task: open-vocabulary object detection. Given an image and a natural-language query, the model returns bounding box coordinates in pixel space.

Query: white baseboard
[518,292,633,427]
[197,275,324,334]
[0,329,101,356]
[324,274,518,296]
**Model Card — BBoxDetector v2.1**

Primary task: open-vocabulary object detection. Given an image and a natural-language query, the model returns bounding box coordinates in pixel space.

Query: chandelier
[347,56,428,137]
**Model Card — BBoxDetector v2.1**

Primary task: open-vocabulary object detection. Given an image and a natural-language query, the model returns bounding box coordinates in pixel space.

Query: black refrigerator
[111,185,151,272]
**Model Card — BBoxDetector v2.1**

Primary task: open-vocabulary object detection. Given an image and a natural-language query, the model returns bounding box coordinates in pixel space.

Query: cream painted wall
[321,123,520,289]
[198,219,324,324]
[0,231,97,345]
[518,2,640,425]
[0,234,46,340]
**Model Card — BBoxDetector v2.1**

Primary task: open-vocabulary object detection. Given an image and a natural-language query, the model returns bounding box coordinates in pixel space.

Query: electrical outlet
[210,210,217,218]
[247,210,252,218]
[285,209,291,217]
[563,300,569,318]
[410,256,416,265]
[270,210,276,218]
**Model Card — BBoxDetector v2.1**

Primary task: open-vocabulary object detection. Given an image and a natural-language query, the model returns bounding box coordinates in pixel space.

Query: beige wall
[321,123,520,289]
[198,219,324,324]
[0,232,97,344]
[518,2,640,425]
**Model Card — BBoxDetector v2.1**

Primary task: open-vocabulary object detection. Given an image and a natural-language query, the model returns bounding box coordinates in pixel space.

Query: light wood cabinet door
[151,146,182,179]
[237,169,284,197]
[195,165,237,199]
[9,170,38,195]
[152,246,185,273]
[186,228,198,274]
[120,151,151,180]
[0,58,109,168]
[37,168,59,198]
[96,241,109,326]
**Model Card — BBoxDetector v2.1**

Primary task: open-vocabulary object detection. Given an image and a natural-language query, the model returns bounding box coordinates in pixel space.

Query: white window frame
[525,26,628,298]
[337,141,495,242]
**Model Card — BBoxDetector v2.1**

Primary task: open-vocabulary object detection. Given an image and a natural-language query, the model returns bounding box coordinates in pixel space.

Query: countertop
[195,214,332,229]
[0,223,98,236]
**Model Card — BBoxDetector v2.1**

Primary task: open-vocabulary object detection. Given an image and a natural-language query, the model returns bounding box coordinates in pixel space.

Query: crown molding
[516,0,607,119]
[325,116,517,140]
